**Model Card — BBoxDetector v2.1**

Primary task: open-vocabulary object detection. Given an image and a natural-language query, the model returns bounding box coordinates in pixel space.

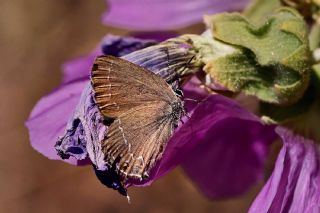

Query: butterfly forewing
[91,55,183,180]
[91,56,177,117]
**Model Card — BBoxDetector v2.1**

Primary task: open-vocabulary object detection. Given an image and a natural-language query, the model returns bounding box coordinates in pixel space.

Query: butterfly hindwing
[103,102,173,178]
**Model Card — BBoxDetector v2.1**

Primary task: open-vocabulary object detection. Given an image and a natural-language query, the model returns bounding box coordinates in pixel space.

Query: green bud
[204,8,311,105]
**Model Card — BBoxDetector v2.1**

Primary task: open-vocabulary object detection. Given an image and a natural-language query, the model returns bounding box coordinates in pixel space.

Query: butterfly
[91,55,185,194]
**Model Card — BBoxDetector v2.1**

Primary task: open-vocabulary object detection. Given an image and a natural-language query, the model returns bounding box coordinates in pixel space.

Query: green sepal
[205,8,311,105]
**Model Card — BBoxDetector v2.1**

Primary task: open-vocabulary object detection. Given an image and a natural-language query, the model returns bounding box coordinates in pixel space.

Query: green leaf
[204,8,311,105]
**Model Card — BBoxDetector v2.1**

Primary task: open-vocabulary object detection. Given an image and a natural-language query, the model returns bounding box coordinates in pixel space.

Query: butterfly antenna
[186,55,195,66]
[180,55,195,75]
[183,98,201,104]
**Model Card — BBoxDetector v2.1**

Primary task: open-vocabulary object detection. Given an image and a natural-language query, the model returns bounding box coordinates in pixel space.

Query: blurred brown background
[0,1,260,212]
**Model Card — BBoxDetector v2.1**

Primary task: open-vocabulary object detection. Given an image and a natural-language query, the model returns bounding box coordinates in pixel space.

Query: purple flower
[103,0,250,30]
[26,0,320,211]
[26,34,277,198]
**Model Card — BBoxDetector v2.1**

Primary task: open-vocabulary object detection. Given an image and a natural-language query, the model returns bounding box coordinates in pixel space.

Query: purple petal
[56,84,108,170]
[25,80,89,165]
[103,0,250,30]
[181,119,276,199]
[249,127,320,213]
[62,49,100,84]
[158,94,264,175]
[131,31,179,41]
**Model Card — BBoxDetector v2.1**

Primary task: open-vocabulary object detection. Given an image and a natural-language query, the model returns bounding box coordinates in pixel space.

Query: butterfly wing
[91,55,177,118]
[91,55,182,179]
[103,101,173,179]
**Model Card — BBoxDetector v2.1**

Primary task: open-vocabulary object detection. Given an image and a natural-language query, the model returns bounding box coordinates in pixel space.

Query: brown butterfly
[91,55,185,184]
